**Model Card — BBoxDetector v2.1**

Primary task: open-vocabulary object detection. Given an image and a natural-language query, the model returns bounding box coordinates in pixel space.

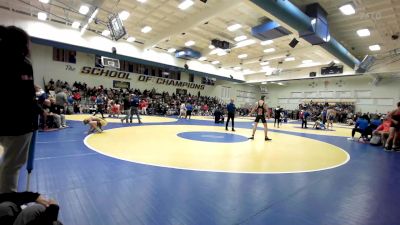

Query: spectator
[385,102,400,150]
[55,89,67,113]
[49,98,67,128]
[0,26,40,193]
[0,191,62,225]
[372,117,392,147]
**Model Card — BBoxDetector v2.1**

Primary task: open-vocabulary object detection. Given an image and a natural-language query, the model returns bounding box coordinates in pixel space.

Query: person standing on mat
[93,94,105,118]
[226,99,236,131]
[129,94,142,124]
[248,96,272,141]
[274,106,282,128]
[185,102,193,120]
[0,26,40,193]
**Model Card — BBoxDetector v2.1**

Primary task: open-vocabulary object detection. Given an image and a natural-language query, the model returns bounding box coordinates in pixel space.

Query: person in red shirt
[72,91,81,102]
[373,119,391,146]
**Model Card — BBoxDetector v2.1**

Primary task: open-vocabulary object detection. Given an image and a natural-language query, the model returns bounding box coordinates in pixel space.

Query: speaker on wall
[309,72,317,77]
[289,38,299,48]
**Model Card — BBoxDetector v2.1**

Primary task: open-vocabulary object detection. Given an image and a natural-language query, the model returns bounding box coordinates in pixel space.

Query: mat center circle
[177,131,248,143]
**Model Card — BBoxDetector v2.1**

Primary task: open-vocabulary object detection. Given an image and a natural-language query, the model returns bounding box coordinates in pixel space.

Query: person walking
[226,99,236,131]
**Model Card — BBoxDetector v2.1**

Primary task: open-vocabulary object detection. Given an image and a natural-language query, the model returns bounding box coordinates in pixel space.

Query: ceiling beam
[142,0,242,49]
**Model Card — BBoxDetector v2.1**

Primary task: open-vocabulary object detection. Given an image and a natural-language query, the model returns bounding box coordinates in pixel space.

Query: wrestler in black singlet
[254,102,267,123]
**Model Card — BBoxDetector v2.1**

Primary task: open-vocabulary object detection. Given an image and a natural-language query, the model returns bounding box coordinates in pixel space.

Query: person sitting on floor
[83,116,108,134]
[0,191,62,225]
[372,117,392,147]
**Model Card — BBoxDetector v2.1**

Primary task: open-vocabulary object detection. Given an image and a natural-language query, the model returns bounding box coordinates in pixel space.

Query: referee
[226,99,236,131]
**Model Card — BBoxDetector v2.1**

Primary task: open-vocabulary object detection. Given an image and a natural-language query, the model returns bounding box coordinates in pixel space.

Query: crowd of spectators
[42,79,254,122]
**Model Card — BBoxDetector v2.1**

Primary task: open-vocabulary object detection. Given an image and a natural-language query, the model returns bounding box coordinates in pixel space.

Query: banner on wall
[81,66,131,80]
[113,80,130,89]
[81,66,206,90]
[138,75,205,90]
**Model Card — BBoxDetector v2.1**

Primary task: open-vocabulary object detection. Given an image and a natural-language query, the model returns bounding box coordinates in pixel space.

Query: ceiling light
[79,5,90,15]
[264,48,275,53]
[167,48,176,53]
[227,23,242,32]
[39,0,50,3]
[178,0,194,10]
[339,4,355,15]
[311,18,316,26]
[261,66,271,70]
[285,57,295,61]
[198,57,207,61]
[185,40,195,46]
[137,0,147,2]
[235,39,256,48]
[234,35,247,42]
[209,45,215,49]
[243,69,254,74]
[127,37,136,42]
[119,11,130,21]
[233,66,241,71]
[260,40,273,45]
[333,60,340,64]
[141,26,152,33]
[260,61,269,66]
[217,50,227,56]
[302,60,313,64]
[102,30,110,36]
[357,28,370,37]
[369,44,381,51]
[238,54,248,59]
[71,21,80,29]
[209,49,220,55]
[37,12,47,21]
[278,82,284,85]
[211,61,220,65]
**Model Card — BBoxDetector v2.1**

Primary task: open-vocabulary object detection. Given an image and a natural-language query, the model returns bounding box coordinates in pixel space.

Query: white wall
[265,75,400,113]
[30,43,260,106]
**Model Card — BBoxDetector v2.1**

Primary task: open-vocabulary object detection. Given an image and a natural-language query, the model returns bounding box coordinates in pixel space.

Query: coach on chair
[226,99,236,132]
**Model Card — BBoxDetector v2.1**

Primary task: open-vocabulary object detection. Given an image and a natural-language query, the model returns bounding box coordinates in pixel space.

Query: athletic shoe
[265,137,272,141]
[232,129,235,132]
[248,136,254,140]
[225,128,228,131]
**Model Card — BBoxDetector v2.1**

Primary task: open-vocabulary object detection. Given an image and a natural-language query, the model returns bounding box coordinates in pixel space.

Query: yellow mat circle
[191,116,256,122]
[66,114,177,123]
[84,125,349,173]
[262,122,351,137]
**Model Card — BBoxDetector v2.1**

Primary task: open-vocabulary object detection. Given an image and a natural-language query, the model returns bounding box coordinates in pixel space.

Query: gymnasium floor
[15,115,400,225]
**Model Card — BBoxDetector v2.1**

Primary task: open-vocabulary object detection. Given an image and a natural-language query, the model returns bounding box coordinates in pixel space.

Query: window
[53,47,76,63]
[189,73,194,82]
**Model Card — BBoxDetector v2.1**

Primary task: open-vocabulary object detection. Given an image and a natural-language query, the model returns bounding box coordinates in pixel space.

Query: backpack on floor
[370,135,381,146]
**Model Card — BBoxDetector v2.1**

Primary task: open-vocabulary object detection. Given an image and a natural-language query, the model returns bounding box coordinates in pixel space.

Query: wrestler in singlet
[255,102,267,123]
